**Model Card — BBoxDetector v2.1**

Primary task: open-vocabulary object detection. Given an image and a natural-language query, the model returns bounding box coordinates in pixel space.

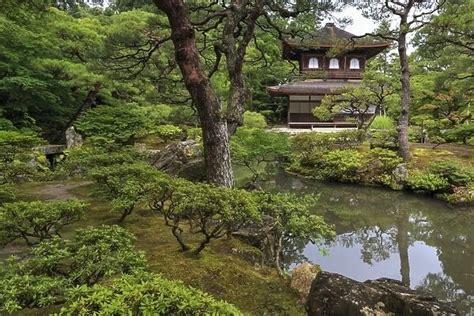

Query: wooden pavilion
[267,23,390,128]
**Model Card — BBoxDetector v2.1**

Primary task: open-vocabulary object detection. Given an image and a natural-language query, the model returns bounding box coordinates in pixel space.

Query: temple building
[267,23,390,128]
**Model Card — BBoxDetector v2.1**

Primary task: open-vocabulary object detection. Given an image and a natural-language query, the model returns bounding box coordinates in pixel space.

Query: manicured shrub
[428,161,473,187]
[406,171,450,193]
[60,147,142,177]
[315,149,365,182]
[231,128,289,181]
[444,124,474,145]
[149,177,259,254]
[0,130,46,184]
[169,106,197,125]
[369,129,398,150]
[59,271,241,315]
[0,225,146,312]
[155,124,183,142]
[253,192,334,274]
[185,127,202,142]
[408,126,422,143]
[291,130,365,166]
[90,163,162,222]
[370,116,394,130]
[364,148,402,186]
[0,118,15,131]
[0,199,85,246]
[142,104,172,125]
[75,105,149,145]
[0,184,15,204]
[243,111,267,129]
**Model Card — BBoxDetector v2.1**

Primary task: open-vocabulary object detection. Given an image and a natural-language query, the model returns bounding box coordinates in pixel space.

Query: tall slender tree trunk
[397,26,411,162]
[153,0,234,187]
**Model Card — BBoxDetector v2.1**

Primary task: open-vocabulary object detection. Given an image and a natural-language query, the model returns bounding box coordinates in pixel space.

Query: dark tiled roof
[267,80,361,96]
[282,23,391,60]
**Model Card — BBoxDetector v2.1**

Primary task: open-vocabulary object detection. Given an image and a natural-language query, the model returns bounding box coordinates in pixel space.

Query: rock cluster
[306,271,458,316]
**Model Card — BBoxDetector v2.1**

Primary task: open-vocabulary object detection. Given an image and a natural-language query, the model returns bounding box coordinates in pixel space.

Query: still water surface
[266,171,473,314]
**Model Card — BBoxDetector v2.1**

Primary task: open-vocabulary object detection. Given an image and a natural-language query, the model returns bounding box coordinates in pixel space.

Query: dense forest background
[1,0,471,143]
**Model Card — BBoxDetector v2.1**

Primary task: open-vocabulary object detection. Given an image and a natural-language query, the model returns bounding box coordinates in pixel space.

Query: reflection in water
[265,171,474,314]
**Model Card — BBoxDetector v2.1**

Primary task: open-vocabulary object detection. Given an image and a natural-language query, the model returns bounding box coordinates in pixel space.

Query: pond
[266,171,474,314]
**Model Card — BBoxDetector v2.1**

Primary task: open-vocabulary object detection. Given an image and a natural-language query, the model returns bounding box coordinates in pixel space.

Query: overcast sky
[324,6,377,36]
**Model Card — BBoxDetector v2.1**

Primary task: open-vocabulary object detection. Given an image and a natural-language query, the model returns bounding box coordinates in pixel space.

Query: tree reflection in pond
[266,171,473,314]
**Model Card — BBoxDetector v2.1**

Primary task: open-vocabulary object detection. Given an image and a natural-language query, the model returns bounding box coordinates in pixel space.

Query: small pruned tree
[315,61,396,130]
[0,130,46,185]
[231,128,289,183]
[0,225,147,313]
[90,163,162,222]
[0,199,85,246]
[253,192,335,274]
[149,178,259,255]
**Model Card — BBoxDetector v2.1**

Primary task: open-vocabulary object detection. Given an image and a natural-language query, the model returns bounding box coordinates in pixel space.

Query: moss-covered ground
[10,181,304,315]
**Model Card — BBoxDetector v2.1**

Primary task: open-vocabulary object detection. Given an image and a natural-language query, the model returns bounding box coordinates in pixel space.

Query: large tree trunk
[153,0,234,187]
[397,28,411,162]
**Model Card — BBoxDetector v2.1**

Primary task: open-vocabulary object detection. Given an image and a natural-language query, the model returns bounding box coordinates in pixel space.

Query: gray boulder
[65,126,83,149]
[150,139,203,177]
[306,272,458,316]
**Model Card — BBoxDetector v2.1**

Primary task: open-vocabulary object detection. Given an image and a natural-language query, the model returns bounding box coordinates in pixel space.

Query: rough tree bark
[153,0,234,187]
[397,8,412,162]
[222,0,264,134]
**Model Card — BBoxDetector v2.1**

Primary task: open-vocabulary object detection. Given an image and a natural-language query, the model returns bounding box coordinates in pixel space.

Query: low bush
[149,177,259,254]
[60,271,241,315]
[369,129,398,150]
[0,225,146,312]
[364,148,402,186]
[309,149,364,183]
[60,147,142,177]
[155,124,184,142]
[90,163,162,222]
[370,116,394,130]
[253,192,334,274]
[406,171,450,193]
[0,184,15,204]
[243,111,267,129]
[443,124,474,145]
[231,128,289,181]
[291,130,365,166]
[185,127,202,142]
[0,199,85,246]
[75,105,149,145]
[169,106,198,125]
[0,130,47,184]
[429,161,473,187]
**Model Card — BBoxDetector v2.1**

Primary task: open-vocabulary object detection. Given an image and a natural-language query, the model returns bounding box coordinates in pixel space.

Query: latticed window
[308,57,319,69]
[329,58,339,69]
[350,58,360,69]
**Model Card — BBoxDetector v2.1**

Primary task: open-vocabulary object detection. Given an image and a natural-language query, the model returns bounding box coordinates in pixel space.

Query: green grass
[12,181,304,315]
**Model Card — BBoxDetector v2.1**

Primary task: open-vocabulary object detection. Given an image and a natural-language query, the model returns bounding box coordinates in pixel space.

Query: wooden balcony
[301,69,362,80]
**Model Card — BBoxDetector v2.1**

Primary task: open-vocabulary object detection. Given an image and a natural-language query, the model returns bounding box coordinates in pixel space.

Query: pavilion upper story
[281,23,390,80]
